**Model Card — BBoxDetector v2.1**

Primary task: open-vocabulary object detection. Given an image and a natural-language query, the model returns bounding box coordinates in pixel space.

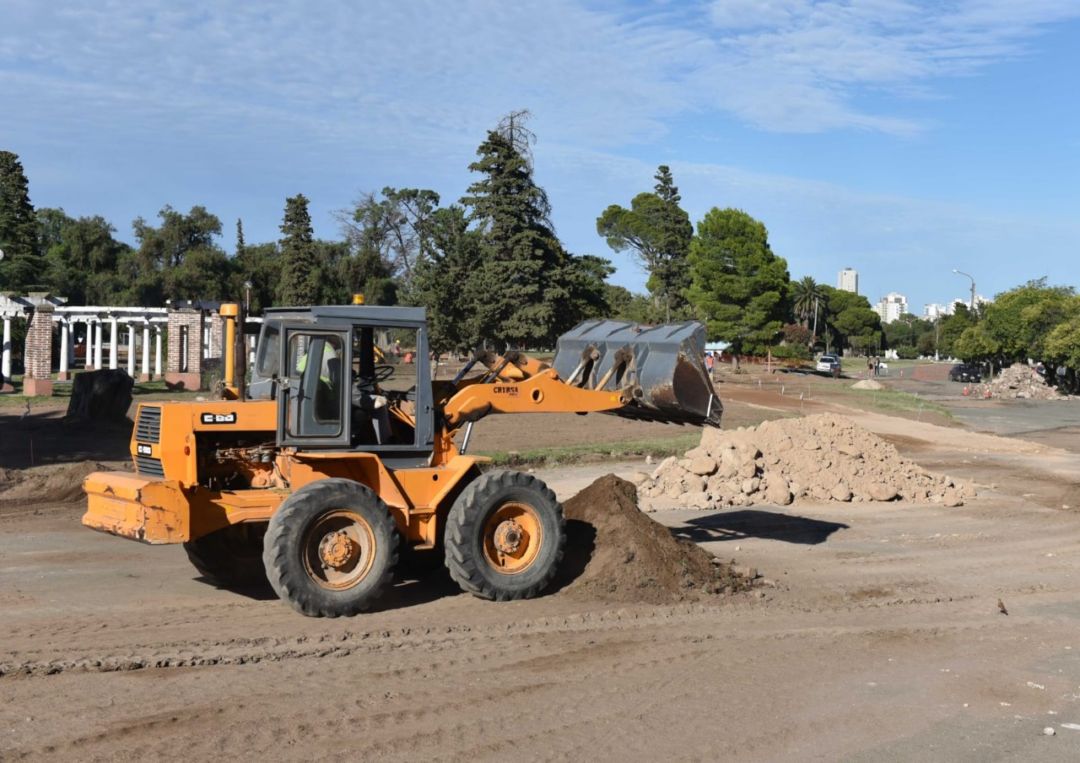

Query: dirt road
[6,397,1080,758]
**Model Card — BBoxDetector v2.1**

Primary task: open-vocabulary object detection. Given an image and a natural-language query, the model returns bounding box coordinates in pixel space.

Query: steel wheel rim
[302,509,377,590]
[482,501,543,575]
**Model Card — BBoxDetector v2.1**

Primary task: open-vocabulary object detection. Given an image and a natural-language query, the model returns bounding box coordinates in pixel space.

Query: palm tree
[791,276,825,328]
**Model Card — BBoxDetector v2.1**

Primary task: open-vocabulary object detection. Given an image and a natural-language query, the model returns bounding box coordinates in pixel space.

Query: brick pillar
[165,308,203,390]
[207,312,227,360]
[23,304,55,396]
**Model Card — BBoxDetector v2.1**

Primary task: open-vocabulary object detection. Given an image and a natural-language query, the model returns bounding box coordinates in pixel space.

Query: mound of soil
[556,475,748,604]
[0,461,111,506]
[639,413,973,510]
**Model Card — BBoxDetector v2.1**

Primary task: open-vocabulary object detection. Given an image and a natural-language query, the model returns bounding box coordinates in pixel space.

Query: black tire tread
[263,478,399,617]
[444,470,565,601]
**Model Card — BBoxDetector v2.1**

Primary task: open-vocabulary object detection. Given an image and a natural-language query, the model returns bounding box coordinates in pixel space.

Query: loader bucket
[552,319,722,427]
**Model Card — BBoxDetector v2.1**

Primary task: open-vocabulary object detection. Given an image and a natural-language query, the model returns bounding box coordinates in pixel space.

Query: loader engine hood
[552,319,722,427]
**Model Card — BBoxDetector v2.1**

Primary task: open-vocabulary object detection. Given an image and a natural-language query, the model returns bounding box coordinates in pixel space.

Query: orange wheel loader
[82,304,721,617]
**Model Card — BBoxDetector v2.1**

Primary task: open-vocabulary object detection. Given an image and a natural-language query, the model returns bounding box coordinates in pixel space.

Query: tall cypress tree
[0,151,42,292]
[235,218,246,257]
[461,129,570,347]
[277,194,319,306]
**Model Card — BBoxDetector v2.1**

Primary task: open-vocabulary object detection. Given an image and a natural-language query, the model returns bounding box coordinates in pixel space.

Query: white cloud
[2,0,1077,146]
[699,0,1080,132]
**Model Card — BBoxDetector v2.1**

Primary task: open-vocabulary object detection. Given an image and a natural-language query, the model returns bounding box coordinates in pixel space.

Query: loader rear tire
[263,479,398,617]
[444,470,565,601]
[183,523,268,587]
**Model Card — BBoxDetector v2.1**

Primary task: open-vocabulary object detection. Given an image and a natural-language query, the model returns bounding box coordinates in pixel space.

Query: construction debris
[558,475,749,603]
[637,414,974,510]
[983,363,1065,400]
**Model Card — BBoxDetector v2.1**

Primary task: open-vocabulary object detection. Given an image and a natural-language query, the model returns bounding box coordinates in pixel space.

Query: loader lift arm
[440,322,721,431]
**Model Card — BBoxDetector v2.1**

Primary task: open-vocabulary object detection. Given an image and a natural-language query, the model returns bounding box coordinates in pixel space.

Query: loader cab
[270,306,435,466]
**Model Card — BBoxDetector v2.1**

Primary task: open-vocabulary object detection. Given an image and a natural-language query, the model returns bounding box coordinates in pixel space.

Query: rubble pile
[985,363,1064,400]
[636,414,973,510]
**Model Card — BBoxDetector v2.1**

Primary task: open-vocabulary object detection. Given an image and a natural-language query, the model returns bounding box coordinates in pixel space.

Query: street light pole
[953,268,976,312]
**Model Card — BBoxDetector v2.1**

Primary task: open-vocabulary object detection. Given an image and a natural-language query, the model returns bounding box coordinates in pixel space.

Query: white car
[816,354,841,374]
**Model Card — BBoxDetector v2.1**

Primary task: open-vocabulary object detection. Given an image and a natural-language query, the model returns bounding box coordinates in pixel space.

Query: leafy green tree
[687,208,790,356]
[0,151,42,291]
[277,194,320,306]
[461,122,589,347]
[817,285,882,354]
[1045,297,1080,377]
[40,209,133,304]
[603,285,656,324]
[982,279,1074,362]
[596,165,693,320]
[345,187,440,286]
[232,242,281,314]
[954,324,1000,363]
[128,205,229,304]
[937,304,974,357]
[883,313,929,350]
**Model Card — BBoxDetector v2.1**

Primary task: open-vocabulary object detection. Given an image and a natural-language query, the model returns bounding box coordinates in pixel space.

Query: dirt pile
[851,379,884,390]
[0,461,111,506]
[985,363,1064,400]
[557,475,748,603]
[637,414,973,510]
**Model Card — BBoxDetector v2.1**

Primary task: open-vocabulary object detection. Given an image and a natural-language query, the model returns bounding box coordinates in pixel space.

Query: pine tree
[687,208,790,356]
[0,151,42,291]
[596,165,692,321]
[277,194,320,306]
[461,128,569,347]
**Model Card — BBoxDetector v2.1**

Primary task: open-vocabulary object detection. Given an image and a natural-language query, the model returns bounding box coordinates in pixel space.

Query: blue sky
[2,0,1079,313]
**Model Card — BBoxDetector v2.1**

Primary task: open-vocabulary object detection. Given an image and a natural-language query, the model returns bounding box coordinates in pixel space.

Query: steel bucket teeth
[552,320,722,427]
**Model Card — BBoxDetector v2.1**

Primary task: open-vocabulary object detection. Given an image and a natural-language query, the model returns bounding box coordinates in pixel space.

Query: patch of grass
[479,432,700,467]
[833,386,952,419]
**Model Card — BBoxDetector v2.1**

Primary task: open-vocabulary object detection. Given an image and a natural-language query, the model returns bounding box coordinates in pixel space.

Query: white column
[59,321,70,375]
[1,316,11,379]
[141,323,150,378]
[93,322,104,369]
[154,325,163,377]
[108,317,118,369]
[126,325,136,376]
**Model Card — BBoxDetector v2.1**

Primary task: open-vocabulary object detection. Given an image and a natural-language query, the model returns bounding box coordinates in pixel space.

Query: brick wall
[24,305,54,380]
[207,312,226,360]
[166,309,203,374]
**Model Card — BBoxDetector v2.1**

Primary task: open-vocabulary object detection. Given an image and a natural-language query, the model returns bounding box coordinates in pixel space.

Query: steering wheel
[373,364,395,382]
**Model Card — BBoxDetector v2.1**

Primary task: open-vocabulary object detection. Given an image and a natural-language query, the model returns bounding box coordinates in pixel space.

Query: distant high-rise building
[838,267,859,294]
[923,303,948,320]
[874,292,908,324]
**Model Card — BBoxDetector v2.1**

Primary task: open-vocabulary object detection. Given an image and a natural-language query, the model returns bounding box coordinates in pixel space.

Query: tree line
[13,112,1069,372]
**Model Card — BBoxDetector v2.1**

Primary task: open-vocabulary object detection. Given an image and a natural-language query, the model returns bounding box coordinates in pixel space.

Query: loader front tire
[183,523,268,587]
[444,470,565,601]
[263,479,398,617]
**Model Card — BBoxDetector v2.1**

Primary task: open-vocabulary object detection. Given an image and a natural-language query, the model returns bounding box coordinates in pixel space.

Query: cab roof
[264,305,427,327]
